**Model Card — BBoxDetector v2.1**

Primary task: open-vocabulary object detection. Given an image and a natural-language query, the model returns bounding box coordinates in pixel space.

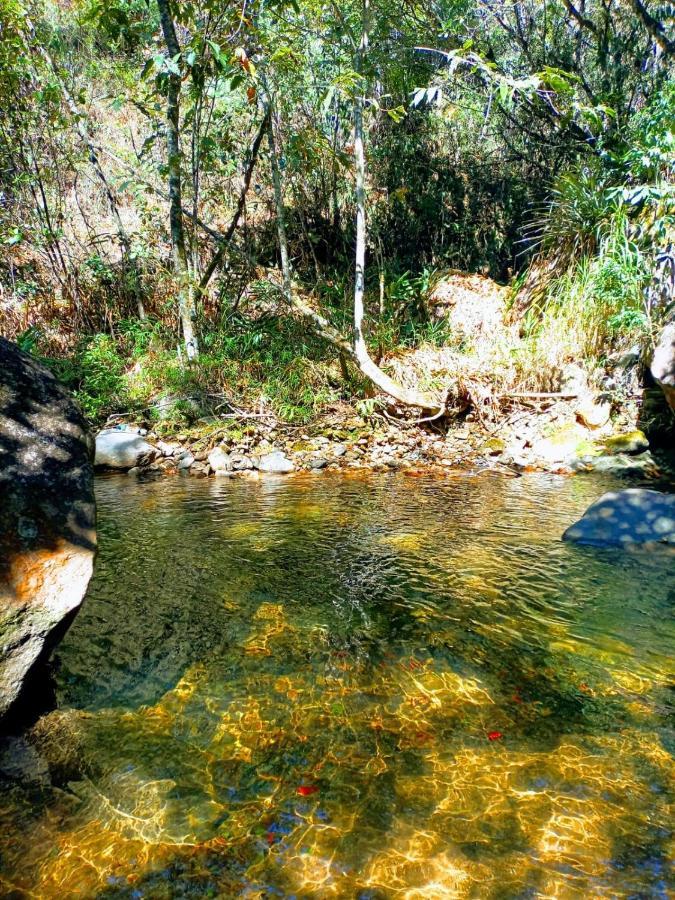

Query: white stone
[95,432,158,469]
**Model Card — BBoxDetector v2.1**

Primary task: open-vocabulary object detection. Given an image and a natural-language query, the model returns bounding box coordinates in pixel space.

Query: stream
[1,472,674,898]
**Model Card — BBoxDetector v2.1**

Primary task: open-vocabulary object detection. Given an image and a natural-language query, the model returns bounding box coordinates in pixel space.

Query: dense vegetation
[0,0,673,426]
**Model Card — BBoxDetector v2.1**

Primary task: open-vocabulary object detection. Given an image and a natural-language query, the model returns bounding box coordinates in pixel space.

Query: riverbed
[1,472,673,897]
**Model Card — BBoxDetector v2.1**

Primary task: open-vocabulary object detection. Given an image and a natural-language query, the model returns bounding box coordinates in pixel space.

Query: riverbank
[79,270,671,482]
[98,386,674,484]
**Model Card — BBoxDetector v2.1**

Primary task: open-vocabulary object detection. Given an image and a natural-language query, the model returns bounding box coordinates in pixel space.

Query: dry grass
[383,271,583,414]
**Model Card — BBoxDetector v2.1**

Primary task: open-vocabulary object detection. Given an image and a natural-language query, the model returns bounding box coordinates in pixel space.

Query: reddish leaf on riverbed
[487,731,504,741]
[296,785,319,796]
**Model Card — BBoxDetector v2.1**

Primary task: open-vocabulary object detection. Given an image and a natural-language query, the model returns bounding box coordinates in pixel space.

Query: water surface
[1,472,674,898]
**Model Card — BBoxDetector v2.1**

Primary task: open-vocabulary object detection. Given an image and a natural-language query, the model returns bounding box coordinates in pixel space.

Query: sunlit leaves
[411,85,442,107]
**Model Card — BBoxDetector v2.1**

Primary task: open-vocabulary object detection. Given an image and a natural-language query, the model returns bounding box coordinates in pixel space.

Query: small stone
[608,347,640,370]
[157,440,181,457]
[481,437,506,456]
[95,432,159,469]
[230,453,253,471]
[176,452,194,470]
[309,457,328,470]
[208,446,233,475]
[575,397,611,429]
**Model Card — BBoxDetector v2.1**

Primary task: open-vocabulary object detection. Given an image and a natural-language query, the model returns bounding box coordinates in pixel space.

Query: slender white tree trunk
[264,85,293,300]
[157,0,198,360]
[351,0,440,411]
[264,53,441,413]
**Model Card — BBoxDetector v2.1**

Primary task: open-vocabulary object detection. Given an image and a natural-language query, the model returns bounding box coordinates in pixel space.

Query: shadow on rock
[0,337,96,727]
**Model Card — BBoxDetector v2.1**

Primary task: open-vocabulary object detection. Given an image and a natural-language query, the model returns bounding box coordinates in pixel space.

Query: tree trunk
[156,0,198,359]
[198,110,270,295]
[351,0,440,411]
[264,85,293,301]
[262,56,440,413]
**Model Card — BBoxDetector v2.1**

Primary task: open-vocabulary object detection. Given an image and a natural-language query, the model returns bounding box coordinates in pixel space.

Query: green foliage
[45,333,128,420]
[2,0,674,424]
[531,167,620,260]
[520,77,673,357]
[525,208,650,357]
[79,0,157,50]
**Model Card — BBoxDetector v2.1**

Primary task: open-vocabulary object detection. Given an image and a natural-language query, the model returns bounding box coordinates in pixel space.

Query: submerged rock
[570,451,657,476]
[176,450,194,470]
[562,488,675,547]
[0,735,50,785]
[95,430,158,469]
[0,337,96,720]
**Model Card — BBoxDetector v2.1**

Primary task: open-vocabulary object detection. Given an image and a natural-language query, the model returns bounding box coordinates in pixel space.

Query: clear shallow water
[1,471,674,898]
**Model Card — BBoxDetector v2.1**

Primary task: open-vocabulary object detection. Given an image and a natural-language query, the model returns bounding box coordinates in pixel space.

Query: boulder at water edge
[562,489,675,548]
[651,321,675,414]
[95,430,158,469]
[254,451,295,474]
[0,337,96,720]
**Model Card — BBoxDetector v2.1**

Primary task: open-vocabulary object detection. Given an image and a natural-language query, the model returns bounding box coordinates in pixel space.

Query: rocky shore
[92,272,675,485]
[94,387,668,483]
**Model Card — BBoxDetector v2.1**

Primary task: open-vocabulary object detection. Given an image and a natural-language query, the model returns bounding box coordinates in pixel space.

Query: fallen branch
[389,385,452,426]
[498,391,579,400]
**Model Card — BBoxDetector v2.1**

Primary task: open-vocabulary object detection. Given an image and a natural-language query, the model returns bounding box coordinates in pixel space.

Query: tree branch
[198,109,270,294]
[560,0,598,35]
[630,0,675,55]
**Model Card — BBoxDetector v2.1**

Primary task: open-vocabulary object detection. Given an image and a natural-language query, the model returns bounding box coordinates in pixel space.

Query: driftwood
[498,392,579,400]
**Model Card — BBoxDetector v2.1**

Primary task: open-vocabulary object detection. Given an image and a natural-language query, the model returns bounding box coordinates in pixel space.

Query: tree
[350,0,441,411]
[156,0,198,359]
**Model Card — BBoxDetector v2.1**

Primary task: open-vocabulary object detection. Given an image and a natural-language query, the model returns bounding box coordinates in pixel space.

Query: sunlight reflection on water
[1,472,673,898]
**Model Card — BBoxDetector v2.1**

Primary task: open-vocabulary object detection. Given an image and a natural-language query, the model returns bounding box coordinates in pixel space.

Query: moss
[602,430,649,455]
[481,437,506,454]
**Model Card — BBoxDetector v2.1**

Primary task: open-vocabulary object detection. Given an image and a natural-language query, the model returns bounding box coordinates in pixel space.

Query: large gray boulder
[0,338,96,720]
[254,450,295,474]
[95,430,157,469]
[562,489,675,547]
[651,321,675,414]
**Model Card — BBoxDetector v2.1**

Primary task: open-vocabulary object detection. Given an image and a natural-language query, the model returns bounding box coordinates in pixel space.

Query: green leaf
[207,40,227,69]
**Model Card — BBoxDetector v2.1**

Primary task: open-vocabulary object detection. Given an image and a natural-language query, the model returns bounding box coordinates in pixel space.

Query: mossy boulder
[602,430,649,456]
